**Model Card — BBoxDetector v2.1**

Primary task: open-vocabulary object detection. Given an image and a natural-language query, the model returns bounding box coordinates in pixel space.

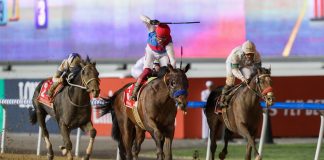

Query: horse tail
[111,110,121,141]
[205,86,223,111]
[29,107,37,125]
[102,83,133,142]
[98,82,133,117]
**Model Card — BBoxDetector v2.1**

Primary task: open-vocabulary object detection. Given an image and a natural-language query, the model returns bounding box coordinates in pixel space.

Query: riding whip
[160,21,200,24]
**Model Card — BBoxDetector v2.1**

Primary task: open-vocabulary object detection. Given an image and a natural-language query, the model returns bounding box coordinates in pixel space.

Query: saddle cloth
[37,79,63,108]
[123,77,157,109]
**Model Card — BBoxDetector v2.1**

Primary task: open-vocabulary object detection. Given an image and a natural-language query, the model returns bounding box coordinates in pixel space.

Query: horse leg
[59,123,73,160]
[80,122,97,160]
[238,123,257,160]
[164,126,175,160]
[37,110,54,160]
[132,126,145,160]
[219,128,232,160]
[149,125,165,160]
[120,119,135,160]
[251,129,262,160]
[206,116,221,160]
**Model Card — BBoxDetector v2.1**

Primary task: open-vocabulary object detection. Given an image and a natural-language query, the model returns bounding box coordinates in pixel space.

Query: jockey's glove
[150,20,160,25]
[53,77,63,83]
[242,78,249,85]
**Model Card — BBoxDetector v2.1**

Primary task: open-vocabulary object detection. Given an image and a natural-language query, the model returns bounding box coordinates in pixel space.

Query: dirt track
[1,133,207,159]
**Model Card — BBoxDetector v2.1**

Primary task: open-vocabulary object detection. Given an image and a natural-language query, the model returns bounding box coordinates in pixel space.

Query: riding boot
[131,82,142,101]
[130,68,152,101]
[48,82,60,98]
[219,85,231,108]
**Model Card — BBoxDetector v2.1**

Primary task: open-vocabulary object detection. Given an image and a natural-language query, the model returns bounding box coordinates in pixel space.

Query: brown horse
[205,67,274,160]
[29,57,100,160]
[99,64,189,160]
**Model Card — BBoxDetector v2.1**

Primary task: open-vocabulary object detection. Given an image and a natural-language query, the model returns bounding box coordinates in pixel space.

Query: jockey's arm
[231,65,245,82]
[140,15,155,32]
[230,54,246,82]
[52,59,68,83]
[166,43,176,68]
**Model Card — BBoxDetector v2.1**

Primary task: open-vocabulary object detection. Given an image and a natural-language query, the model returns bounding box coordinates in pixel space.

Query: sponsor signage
[4,79,60,133]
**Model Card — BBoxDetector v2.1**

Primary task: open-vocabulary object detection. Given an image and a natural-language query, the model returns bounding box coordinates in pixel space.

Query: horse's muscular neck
[70,73,90,101]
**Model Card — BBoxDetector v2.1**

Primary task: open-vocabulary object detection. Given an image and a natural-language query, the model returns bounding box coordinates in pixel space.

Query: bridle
[66,64,99,107]
[246,73,273,101]
[66,64,99,90]
[163,73,188,99]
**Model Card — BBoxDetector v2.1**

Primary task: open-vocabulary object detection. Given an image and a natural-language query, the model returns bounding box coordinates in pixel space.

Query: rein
[66,65,98,90]
[65,64,98,107]
[67,86,90,107]
[246,73,272,101]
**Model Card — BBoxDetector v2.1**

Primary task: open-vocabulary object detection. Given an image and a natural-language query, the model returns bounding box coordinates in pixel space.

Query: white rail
[0,99,105,156]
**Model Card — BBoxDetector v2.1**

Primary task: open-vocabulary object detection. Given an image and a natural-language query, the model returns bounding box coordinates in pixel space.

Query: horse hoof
[59,146,67,156]
[219,152,227,159]
[82,155,90,160]
[47,153,54,160]
[255,155,262,160]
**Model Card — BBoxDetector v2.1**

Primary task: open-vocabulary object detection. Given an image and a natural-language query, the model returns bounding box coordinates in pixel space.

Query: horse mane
[157,66,169,78]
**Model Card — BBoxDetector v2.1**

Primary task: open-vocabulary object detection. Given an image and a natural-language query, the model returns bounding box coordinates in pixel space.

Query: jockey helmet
[68,53,81,67]
[156,24,171,38]
[242,40,256,54]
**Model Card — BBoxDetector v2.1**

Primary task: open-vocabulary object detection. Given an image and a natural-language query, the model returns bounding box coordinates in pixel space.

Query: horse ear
[167,64,175,73]
[257,68,261,74]
[183,64,190,73]
[86,56,91,63]
[80,60,85,68]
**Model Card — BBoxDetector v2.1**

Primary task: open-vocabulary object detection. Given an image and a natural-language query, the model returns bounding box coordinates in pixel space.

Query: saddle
[37,79,64,108]
[215,84,243,114]
[215,84,243,131]
[123,77,157,129]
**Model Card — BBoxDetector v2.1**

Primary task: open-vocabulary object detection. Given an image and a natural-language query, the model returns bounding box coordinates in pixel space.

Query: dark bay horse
[100,64,189,160]
[29,57,100,160]
[205,67,274,160]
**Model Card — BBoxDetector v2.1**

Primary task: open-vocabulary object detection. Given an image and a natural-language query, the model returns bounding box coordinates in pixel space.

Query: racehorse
[99,64,190,160]
[205,67,274,160]
[29,57,100,160]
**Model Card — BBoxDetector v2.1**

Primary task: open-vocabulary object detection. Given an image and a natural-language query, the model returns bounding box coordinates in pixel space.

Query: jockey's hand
[242,78,249,85]
[150,19,160,25]
[53,77,63,83]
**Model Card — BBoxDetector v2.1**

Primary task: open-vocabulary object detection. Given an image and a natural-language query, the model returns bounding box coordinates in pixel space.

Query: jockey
[152,59,161,73]
[219,40,262,107]
[130,15,176,101]
[48,53,82,98]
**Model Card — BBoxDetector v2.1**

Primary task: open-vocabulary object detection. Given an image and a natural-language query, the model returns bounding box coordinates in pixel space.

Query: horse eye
[171,80,176,87]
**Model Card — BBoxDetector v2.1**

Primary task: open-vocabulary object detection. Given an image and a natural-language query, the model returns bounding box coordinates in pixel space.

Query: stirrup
[216,108,222,115]
[130,94,137,101]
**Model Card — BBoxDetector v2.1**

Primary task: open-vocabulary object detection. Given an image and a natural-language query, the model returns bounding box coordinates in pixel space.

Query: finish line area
[0,99,324,160]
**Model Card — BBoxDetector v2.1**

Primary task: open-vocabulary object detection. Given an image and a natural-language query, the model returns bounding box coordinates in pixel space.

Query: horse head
[255,67,274,107]
[79,57,100,98]
[164,64,190,112]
